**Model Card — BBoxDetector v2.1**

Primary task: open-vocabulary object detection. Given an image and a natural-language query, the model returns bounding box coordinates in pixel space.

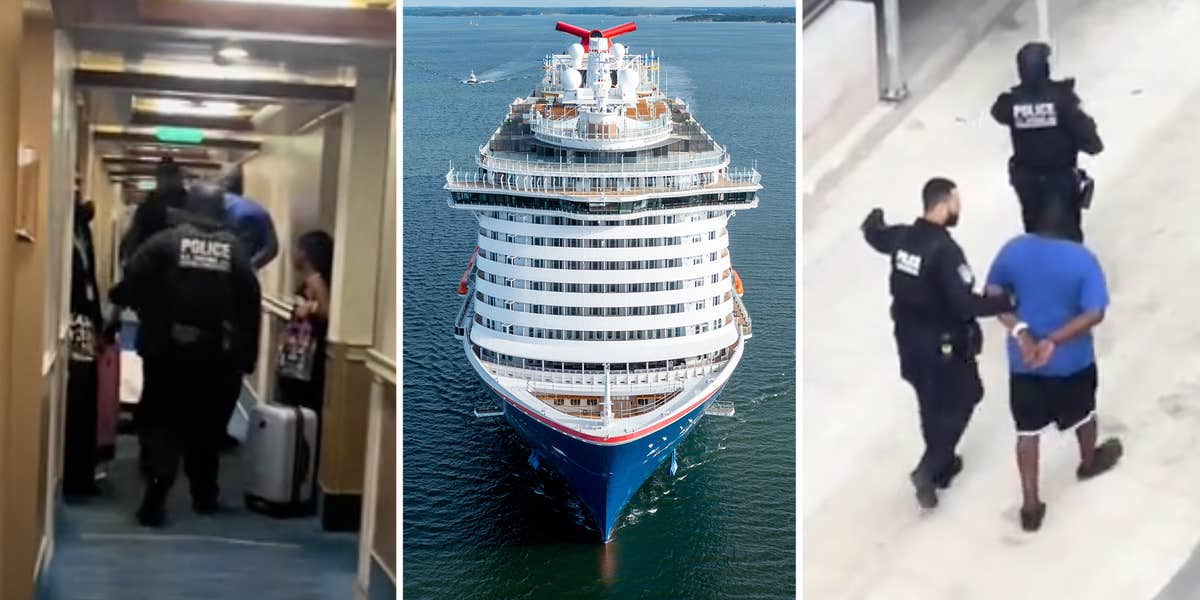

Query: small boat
[465,70,479,85]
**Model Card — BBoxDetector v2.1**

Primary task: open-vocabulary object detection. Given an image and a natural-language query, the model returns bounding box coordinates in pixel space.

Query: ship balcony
[478,146,729,176]
[529,113,673,151]
[444,166,761,198]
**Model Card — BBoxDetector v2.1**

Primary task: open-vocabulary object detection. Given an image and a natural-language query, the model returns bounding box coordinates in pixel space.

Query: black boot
[909,470,938,509]
[192,494,220,515]
[934,455,964,490]
[137,479,169,528]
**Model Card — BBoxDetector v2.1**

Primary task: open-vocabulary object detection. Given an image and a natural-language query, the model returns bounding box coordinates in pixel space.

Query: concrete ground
[804,0,1200,598]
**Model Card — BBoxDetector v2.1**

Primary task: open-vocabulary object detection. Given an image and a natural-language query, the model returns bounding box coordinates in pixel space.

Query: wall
[87,156,123,294]
[802,0,878,173]
[2,13,75,597]
[357,96,396,598]
[244,124,333,301]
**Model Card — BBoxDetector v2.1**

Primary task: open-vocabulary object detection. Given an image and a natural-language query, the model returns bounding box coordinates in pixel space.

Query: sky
[403,1,795,7]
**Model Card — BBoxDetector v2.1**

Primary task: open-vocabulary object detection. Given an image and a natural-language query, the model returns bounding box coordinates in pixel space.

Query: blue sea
[402,14,796,599]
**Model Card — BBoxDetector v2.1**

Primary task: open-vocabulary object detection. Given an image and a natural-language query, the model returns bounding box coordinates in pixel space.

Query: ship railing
[453,286,475,340]
[478,146,729,175]
[479,359,727,388]
[444,166,761,195]
[529,113,673,146]
[733,294,753,340]
[527,382,686,420]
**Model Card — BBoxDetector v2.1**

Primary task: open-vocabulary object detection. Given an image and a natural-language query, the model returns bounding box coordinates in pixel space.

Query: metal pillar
[881,0,908,101]
[1035,0,1051,43]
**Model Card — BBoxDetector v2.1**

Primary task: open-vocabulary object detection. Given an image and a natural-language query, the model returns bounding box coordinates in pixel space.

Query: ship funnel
[556,21,637,52]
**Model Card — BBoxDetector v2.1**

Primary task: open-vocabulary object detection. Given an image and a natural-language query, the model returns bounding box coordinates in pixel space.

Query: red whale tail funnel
[555,21,636,52]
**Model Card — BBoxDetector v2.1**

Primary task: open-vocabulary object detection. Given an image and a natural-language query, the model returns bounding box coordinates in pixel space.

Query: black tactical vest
[1008,83,1078,171]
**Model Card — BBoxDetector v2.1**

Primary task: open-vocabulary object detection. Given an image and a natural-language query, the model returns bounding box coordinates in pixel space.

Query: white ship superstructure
[447,21,760,541]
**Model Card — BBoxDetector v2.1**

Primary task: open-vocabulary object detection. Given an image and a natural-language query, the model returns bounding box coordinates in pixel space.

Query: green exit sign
[136,180,157,191]
[155,127,205,144]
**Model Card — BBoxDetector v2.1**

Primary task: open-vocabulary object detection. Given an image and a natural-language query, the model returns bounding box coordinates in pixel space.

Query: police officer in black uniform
[111,183,261,527]
[110,157,192,478]
[991,41,1103,242]
[862,178,1014,509]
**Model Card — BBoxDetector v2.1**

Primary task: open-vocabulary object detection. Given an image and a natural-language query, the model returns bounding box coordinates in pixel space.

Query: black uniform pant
[64,359,98,493]
[899,345,984,485]
[1009,166,1084,242]
[139,347,241,503]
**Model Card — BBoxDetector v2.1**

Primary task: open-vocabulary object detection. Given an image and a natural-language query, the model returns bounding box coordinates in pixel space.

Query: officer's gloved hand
[861,208,885,231]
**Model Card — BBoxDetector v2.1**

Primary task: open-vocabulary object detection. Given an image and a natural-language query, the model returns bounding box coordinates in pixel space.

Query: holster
[937,323,982,362]
[1077,168,1096,209]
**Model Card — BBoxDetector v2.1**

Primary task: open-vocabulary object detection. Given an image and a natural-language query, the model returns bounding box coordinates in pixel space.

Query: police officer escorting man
[110,183,261,527]
[991,42,1103,242]
[862,177,1015,509]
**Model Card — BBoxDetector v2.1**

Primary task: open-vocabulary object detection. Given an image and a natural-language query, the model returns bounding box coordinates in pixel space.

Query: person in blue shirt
[222,166,279,271]
[985,195,1122,532]
[218,166,278,451]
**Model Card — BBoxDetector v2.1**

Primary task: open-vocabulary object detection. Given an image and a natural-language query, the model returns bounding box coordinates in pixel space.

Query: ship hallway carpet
[38,432,358,599]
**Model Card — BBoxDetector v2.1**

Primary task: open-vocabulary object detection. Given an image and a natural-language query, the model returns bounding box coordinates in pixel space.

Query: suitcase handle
[290,406,310,505]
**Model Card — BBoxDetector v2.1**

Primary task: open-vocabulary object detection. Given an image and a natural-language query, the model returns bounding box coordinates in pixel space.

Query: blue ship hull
[488,385,722,542]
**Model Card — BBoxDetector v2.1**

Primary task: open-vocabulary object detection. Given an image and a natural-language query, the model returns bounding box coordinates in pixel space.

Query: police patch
[957,263,974,285]
[895,250,922,277]
[1013,102,1058,129]
[179,237,232,272]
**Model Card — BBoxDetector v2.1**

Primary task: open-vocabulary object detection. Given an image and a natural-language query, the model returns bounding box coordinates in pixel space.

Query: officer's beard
[945,211,960,228]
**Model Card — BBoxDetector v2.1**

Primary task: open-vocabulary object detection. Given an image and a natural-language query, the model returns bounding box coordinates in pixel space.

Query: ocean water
[402,14,796,599]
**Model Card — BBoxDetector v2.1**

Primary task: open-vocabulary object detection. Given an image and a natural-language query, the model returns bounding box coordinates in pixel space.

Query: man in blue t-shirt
[223,167,278,271]
[985,196,1122,532]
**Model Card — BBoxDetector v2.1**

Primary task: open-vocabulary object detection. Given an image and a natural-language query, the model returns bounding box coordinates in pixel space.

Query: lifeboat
[732,268,744,296]
[457,248,478,296]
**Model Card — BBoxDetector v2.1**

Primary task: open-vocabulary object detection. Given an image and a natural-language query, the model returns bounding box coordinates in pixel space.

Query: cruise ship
[447,21,760,541]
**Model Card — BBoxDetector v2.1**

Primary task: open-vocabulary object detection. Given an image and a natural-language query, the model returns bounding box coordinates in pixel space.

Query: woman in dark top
[277,231,333,506]
[278,231,333,415]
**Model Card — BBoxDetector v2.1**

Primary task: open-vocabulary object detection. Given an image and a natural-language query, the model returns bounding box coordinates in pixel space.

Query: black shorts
[1009,363,1097,435]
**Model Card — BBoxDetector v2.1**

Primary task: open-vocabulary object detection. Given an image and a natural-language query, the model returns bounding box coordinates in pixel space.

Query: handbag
[277,318,317,382]
[68,313,98,363]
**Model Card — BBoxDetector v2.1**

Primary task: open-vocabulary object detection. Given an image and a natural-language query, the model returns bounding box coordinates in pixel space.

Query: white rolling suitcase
[244,403,318,517]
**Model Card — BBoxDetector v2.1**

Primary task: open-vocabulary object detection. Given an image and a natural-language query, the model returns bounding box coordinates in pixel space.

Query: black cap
[186,182,226,221]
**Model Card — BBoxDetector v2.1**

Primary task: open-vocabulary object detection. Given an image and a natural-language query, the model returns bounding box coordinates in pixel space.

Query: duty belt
[169,323,232,352]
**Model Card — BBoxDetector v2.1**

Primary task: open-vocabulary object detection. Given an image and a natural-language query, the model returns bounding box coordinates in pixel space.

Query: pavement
[803,0,1200,598]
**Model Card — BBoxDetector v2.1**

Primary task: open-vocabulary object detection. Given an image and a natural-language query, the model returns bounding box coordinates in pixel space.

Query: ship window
[587,399,598,406]
[554,399,564,406]
[570,399,581,406]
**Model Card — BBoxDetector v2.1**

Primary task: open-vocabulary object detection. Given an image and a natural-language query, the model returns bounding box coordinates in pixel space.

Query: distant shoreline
[675,13,796,23]
[404,7,797,20]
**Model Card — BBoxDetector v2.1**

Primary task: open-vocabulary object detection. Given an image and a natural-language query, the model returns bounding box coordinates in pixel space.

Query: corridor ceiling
[49,0,395,200]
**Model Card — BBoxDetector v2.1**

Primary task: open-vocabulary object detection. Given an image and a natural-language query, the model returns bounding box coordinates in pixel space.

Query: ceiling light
[217,45,249,61]
[204,0,361,7]
[143,98,244,118]
[215,41,250,66]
